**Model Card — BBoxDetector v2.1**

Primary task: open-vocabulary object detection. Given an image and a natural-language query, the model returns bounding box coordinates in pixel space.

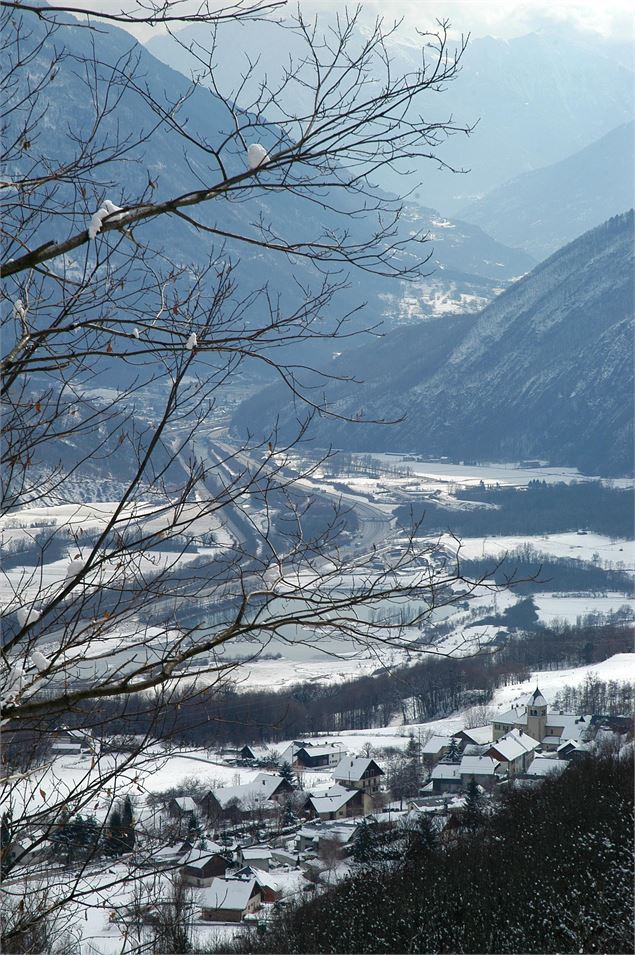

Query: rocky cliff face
[233,213,634,476]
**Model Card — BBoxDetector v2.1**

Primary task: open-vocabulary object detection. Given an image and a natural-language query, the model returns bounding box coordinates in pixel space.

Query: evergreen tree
[278,761,296,786]
[447,737,461,762]
[1,809,13,878]
[404,813,437,864]
[121,795,136,852]
[104,807,124,857]
[463,779,483,828]
[352,819,380,864]
[186,810,201,841]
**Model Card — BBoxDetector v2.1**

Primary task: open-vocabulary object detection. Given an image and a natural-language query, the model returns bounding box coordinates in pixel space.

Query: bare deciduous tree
[0,2,493,949]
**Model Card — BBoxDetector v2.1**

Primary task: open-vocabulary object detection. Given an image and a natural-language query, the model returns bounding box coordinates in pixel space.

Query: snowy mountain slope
[232,212,634,476]
[458,122,635,260]
[148,21,634,212]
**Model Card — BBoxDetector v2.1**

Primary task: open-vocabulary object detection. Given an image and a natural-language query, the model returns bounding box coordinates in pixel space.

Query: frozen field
[533,592,635,623]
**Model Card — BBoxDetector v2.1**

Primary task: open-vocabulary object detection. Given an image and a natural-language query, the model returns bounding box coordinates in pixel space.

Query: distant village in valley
[10,685,628,941]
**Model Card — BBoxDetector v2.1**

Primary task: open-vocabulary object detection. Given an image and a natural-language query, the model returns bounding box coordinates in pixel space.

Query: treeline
[555,674,634,716]
[49,616,633,750]
[460,546,633,595]
[216,749,634,954]
[396,480,633,538]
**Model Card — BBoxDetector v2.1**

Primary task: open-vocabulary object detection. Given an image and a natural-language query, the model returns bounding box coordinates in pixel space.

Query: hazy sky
[50,0,635,47]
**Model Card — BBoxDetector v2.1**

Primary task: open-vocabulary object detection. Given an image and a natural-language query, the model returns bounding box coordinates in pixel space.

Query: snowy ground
[446,532,635,568]
[533,592,635,624]
[352,456,634,489]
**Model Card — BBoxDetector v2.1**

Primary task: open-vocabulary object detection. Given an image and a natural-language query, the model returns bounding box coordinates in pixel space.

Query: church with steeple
[492,687,591,749]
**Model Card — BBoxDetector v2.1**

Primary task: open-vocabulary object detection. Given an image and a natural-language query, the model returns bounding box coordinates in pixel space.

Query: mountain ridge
[232,212,635,476]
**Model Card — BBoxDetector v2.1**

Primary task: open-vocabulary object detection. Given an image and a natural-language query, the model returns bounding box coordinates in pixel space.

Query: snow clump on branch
[247,143,269,170]
[88,200,123,239]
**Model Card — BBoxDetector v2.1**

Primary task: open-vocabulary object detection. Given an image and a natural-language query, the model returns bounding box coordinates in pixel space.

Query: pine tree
[447,737,461,762]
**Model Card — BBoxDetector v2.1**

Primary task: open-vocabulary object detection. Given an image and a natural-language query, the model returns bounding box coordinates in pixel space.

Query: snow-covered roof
[488,729,540,762]
[173,797,198,813]
[430,763,461,781]
[528,687,547,707]
[546,714,592,742]
[199,877,258,912]
[421,735,453,755]
[308,785,359,815]
[333,757,382,783]
[460,755,501,777]
[524,757,567,777]
[241,846,272,861]
[297,745,344,758]
[212,773,286,808]
[495,708,529,726]
[460,725,493,744]
[181,845,226,868]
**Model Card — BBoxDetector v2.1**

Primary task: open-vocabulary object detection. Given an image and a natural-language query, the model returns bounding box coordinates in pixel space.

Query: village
[7,684,629,946]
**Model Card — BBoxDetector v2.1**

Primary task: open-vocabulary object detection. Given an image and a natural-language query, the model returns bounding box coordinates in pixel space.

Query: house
[454,725,493,747]
[179,846,229,886]
[294,745,346,769]
[199,877,261,922]
[198,773,294,823]
[429,762,462,795]
[333,757,384,794]
[233,866,282,903]
[304,785,370,820]
[279,741,345,769]
[236,845,272,871]
[459,755,504,791]
[492,687,592,746]
[420,736,453,768]
[167,797,199,820]
[521,756,568,779]
[141,840,193,869]
[485,729,540,775]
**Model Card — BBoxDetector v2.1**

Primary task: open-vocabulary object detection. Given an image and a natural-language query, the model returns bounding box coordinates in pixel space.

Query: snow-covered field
[353,456,633,488]
[447,532,635,567]
[533,592,635,623]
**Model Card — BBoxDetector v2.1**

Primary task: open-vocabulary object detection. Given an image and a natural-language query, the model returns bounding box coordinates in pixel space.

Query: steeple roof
[528,687,547,707]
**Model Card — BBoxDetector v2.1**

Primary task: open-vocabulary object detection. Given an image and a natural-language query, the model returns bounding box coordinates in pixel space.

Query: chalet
[199,877,261,922]
[304,785,370,820]
[179,846,229,886]
[459,755,504,791]
[485,729,539,775]
[492,687,592,747]
[333,757,384,794]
